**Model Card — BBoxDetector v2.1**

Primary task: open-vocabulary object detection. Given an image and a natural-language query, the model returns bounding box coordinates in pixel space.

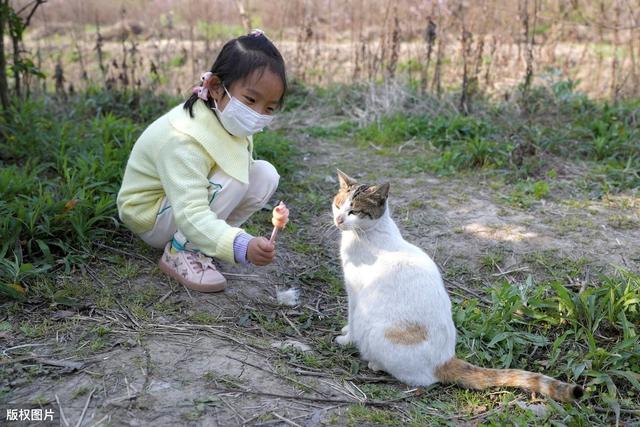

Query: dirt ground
[2,127,639,426]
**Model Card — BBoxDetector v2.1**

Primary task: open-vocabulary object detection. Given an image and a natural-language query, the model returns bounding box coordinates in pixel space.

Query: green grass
[1,81,639,424]
[253,129,299,177]
[453,269,639,416]
[332,79,640,193]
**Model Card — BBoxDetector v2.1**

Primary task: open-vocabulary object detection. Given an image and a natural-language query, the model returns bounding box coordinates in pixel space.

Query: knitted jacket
[117,101,253,263]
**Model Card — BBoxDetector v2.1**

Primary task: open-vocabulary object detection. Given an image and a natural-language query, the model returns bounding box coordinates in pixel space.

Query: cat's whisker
[318,224,333,236]
[319,219,335,232]
[322,228,338,239]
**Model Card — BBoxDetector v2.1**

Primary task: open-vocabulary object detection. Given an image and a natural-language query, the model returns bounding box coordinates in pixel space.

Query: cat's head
[332,169,390,231]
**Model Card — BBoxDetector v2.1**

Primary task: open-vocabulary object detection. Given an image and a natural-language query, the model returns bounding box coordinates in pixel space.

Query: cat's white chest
[340,240,387,286]
[342,249,387,289]
[342,262,367,291]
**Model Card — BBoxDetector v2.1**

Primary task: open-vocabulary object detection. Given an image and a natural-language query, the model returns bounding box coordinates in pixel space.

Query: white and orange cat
[332,170,583,402]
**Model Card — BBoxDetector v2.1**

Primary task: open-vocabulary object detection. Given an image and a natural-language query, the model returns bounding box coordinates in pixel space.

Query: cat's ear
[368,183,390,204]
[337,169,357,189]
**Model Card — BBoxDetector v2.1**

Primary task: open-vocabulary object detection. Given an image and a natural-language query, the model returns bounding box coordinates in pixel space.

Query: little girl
[117,29,286,293]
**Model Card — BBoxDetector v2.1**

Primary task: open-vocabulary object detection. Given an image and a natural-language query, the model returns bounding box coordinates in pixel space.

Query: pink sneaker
[158,243,226,292]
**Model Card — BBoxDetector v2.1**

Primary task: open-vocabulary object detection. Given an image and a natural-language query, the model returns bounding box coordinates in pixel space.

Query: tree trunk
[11,33,20,98]
[0,0,9,111]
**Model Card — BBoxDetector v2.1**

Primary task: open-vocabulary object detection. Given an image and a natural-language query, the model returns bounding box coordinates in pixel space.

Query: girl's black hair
[184,32,287,117]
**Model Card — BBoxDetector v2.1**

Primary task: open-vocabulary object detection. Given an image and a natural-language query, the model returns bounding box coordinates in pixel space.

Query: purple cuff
[233,232,253,265]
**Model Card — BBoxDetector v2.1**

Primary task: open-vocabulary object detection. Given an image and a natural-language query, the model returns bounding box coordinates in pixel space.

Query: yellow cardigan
[117,101,253,264]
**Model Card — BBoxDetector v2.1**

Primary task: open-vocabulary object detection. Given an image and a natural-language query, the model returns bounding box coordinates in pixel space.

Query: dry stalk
[373,0,392,81]
[234,0,252,33]
[36,46,44,93]
[294,7,314,82]
[520,0,532,97]
[630,26,639,97]
[484,35,497,89]
[95,16,107,85]
[118,7,129,89]
[421,18,437,94]
[611,0,621,100]
[129,40,139,89]
[386,6,400,79]
[431,3,445,97]
[54,60,65,98]
[71,25,88,85]
[352,38,365,82]
[520,0,540,115]
[472,36,484,97]
[458,0,473,114]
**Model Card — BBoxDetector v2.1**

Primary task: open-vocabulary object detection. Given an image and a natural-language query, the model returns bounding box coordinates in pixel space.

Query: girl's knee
[250,160,280,196]
[251,160,279,183]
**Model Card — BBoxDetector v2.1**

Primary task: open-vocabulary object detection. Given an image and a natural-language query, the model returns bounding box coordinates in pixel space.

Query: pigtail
[183,93,200,118]
[184,72,217,117]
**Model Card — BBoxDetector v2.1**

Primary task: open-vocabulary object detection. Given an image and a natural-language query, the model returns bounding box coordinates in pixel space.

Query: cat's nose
[336,215,344,225]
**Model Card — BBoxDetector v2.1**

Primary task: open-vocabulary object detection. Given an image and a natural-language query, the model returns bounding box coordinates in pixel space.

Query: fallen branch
[75,387,96,427]
[212,386,417,407]
[0,355,83,371]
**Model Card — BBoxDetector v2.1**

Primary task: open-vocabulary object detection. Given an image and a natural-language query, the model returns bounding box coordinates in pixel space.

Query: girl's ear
[206,75,224,102]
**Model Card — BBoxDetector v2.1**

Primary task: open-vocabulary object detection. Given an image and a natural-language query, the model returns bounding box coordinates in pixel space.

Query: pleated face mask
[213,85,274,137]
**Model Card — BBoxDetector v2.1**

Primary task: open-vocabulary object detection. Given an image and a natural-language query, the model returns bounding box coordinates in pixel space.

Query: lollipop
[269,201,289,244]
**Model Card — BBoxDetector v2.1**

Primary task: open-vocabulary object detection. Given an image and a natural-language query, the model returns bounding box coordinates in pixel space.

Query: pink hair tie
[192,72,214,101]
[192,86,209,101]
[250,28,264,37]
[200,71,213,82]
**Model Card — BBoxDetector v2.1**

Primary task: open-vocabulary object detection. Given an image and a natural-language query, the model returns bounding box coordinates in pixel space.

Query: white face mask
[213,86,274,137]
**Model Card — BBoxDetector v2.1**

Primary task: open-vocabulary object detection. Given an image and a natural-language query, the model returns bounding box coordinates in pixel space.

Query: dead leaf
[64,199,79,212]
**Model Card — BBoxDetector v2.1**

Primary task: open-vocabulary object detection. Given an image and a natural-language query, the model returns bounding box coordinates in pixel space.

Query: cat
[331,170,583,402]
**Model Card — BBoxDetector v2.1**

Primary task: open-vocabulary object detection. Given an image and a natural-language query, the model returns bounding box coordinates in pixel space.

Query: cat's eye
[348,210,358,216]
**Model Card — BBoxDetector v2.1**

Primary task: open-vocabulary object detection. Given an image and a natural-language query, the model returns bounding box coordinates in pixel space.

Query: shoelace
[185,252,216,273]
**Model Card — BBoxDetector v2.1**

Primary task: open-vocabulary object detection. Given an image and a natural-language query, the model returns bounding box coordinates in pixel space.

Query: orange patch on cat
[384,322,428,345]
[333,189,349,208]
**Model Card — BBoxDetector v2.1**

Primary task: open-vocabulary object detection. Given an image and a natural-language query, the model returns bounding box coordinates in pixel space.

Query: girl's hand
[247,237,276,266]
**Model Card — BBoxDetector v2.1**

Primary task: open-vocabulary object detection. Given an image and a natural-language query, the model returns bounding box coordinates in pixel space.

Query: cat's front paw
[335,334,352,346]
[341,325,349,334]
[367,361,383,372]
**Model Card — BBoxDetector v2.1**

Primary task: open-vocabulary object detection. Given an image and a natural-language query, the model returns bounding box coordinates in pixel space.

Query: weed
[253,130,299,178]
[304,121,355,139]
[346,405,401,426]
[189,311,219,324]
[453,268,639,412]
[608,214,638,230]
[501,179,551,209]
[0,92,166,298]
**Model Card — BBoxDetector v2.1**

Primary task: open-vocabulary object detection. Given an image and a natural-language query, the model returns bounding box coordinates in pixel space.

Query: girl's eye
[244,96,256,103]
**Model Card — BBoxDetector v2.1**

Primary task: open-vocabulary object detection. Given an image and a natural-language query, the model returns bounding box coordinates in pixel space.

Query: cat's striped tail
[435,357,583,402]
